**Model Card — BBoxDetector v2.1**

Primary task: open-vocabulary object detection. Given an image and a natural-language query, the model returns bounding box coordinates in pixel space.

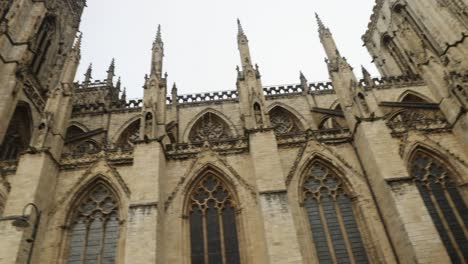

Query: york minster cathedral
[0,0,467,263]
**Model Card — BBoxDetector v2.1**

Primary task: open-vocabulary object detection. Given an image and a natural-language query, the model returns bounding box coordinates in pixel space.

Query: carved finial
[237,18,244,36]
[121,87,127,101]
[84,63,93,85]
[155,24,162,44]
[106,58,115,85]
[361,65,374,86]
[116,76,121,90]
[361,65,371,77]
[172,82,177,92]
[315,12,326,31]
[164,72,168,79]
[300,71,307,82]
[143,74,149,89]
[300,71,309,94]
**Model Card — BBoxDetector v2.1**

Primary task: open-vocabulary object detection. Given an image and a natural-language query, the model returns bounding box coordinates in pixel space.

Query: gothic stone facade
[0,0,467,264]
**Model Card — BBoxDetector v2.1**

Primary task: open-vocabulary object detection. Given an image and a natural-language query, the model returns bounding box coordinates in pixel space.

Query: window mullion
[218,209,227,264]
[80,220,90,264]
[317,201,337,263]
[427,189,465,261]
[333,201,355,264]
[202,210,209,264]
[442,188,468,238]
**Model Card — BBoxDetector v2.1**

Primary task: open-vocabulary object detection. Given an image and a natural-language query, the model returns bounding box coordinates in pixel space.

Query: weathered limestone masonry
[0,0,467,264]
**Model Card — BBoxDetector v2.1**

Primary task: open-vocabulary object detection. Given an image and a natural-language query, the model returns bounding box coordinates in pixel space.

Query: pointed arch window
[66,183,120,264]
[302,161,369,263]
[318,116,347,130]
[189,113,232,142]
[410,150,468,262]
[188,173,241,264]
[31,16,56,76]
[116,120,140,147]
[0,105,32,161]
[268,107,302,135]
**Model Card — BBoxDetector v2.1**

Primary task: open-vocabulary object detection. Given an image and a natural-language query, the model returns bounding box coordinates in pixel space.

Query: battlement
[360,74,424,88]
[71,74,424,114]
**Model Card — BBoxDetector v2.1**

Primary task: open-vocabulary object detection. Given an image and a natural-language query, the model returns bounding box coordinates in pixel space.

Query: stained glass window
[303,162,368,263]
[188,173,241,264]
[67,184,120,264]
[269,107,302,135]
[116,120,140,147]
[410,151,468,263]
[189,113,232,142]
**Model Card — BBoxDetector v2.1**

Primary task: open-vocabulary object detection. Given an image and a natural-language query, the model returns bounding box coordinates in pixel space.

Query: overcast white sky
[77,0,378,99]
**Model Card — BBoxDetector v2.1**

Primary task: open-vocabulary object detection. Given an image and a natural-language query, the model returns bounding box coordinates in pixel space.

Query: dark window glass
[0,105,31,161]
[410,151,468,262]
[303,162,368,263]
[66,184,119,264]
[189,173,241,264]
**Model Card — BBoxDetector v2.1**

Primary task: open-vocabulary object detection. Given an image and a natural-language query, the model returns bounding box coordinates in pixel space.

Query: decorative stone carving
[189,113,231,142]
[269,107,301,134]
[387,109,449,134]
[116,121,140,147]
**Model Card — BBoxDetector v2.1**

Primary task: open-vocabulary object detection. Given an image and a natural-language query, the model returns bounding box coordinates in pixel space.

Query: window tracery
[188,173,241,264]
[66,183,120,264]
[302,162,368,263]
[188,113,232,142]
[269,107,301,134]
[410,151,468,262]
[116,120,140,147]
[72,141,100,157]
[387,109,446,131]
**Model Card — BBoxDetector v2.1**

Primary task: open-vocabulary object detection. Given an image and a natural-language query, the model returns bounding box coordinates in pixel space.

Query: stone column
[123,141,164,264]
[249,130,303,264]
[353,121,451,264]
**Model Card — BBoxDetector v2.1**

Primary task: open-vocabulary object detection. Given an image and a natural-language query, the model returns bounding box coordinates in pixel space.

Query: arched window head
[268,106,302,135]
[116,120,140,147]
[31,16,56,76]
[319,116,346,130]
[401,93,429,103]
[0,104,32,161]
[188,172,241,264]
[66,125,86,140]
[189,113,232,142]
[72,141,100,157]
[66,183,120,264]
[302,161,369,263]
[382,34,415,76]
[253,103,264,128]
[409,150,468,262]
